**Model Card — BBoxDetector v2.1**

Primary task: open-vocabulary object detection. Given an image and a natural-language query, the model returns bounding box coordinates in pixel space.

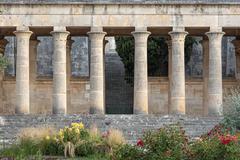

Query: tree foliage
[115,36,197,84]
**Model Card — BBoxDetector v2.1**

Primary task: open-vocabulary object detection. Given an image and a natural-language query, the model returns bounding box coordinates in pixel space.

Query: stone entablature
[0,1,240,116]
[0,4,240,28]
[0,0,240,4]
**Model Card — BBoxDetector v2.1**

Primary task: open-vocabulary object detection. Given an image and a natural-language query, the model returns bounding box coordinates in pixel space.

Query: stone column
[66,39,74,113]
[50,30,70,114]
[29,39,40,113]
[0,38,9,114]
[205,31,225,116]
[201,38,209,116]
[168,31,188,114]
[232,38,240,80]
[166,39,172,114]
[29,39,40,83]
[87,31,106,114]
[131,31,150,114]
[13,30,32,114]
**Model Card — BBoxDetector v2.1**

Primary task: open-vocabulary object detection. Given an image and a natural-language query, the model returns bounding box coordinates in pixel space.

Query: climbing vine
[0,55,8,71]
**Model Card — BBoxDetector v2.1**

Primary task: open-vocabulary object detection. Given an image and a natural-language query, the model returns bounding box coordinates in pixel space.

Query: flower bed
[0,122,239,160]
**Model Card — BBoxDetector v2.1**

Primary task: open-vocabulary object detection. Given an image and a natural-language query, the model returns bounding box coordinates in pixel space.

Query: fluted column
[132,31,150,114]
[14,30,32,114]
[168,31,188,114]
[66,39,74,113]
[205,31,225,116]
[29,39,40,113]
[87,31,106,114]
[50,30,70,114]
[166,39,172,114]
[232,38,240,80]
[201,38,209,116]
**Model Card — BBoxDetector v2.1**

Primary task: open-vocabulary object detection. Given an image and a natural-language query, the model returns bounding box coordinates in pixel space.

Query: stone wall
[148,78,239,115]
[0,115,222,146]
[0,77,238,115]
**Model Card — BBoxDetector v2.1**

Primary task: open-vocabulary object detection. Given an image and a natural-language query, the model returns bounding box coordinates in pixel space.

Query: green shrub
[223,87,240,132]
[75,140,95,157]
[190,135,240,160]
[143,125,189,160]
[39,137,64,156]
[112,144,144,160]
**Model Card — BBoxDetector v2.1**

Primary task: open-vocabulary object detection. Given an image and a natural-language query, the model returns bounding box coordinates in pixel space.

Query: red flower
[137,139,144,147]
[218,134,238,145]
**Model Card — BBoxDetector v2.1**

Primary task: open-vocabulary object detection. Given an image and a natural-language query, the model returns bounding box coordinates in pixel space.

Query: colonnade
[0,26,228,116]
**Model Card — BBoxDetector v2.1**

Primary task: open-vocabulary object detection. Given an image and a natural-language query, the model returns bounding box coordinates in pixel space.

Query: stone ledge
[0,0,239,5]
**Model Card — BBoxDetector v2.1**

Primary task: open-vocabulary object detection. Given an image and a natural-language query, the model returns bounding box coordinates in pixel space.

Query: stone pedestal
[14,30,33,114]
[232,39,240,80]
[87,31,106,114]
[168,31,188,114]
[50,31,70,114]
[201,39,209,116]
[132,31,150,114]
[206,31,225,116]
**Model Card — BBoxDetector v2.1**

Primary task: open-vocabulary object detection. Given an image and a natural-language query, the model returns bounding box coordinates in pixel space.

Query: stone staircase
[0,115,222,147]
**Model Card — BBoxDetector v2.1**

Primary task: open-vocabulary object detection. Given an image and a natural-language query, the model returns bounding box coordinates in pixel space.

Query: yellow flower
[78,122,84,129]
[71,122,84,129]
[75,128,80,134]
[71,123,78,128]
[45,136,50,140]
[59,129,63,134]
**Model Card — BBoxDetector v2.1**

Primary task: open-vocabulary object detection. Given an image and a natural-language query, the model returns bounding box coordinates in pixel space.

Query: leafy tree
[115,36,197,84]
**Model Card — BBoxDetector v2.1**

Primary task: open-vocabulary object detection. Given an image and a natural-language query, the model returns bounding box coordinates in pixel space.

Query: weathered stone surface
[14,30,32,114]
[0,115,222,147]
[169,30,188,114]
[132,31,150,114]
[0,0,239,4]
[51,30,70,114]
[206,31,225,116]
[88,30,106,114]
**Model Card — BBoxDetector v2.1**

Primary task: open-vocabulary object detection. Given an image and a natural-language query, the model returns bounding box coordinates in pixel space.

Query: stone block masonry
[0,115,222,146]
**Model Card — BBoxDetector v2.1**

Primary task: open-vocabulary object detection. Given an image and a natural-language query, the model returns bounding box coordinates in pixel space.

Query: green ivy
[0,55,9,71]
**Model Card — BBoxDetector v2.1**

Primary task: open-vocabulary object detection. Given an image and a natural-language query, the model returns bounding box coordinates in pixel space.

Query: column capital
[50,31,70,40]
[131,31,151,38]
[205,31,225,41]
[232,39,240,55]
[168,31,188,42]
[87,31,107,40]
[13,30,33,38]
